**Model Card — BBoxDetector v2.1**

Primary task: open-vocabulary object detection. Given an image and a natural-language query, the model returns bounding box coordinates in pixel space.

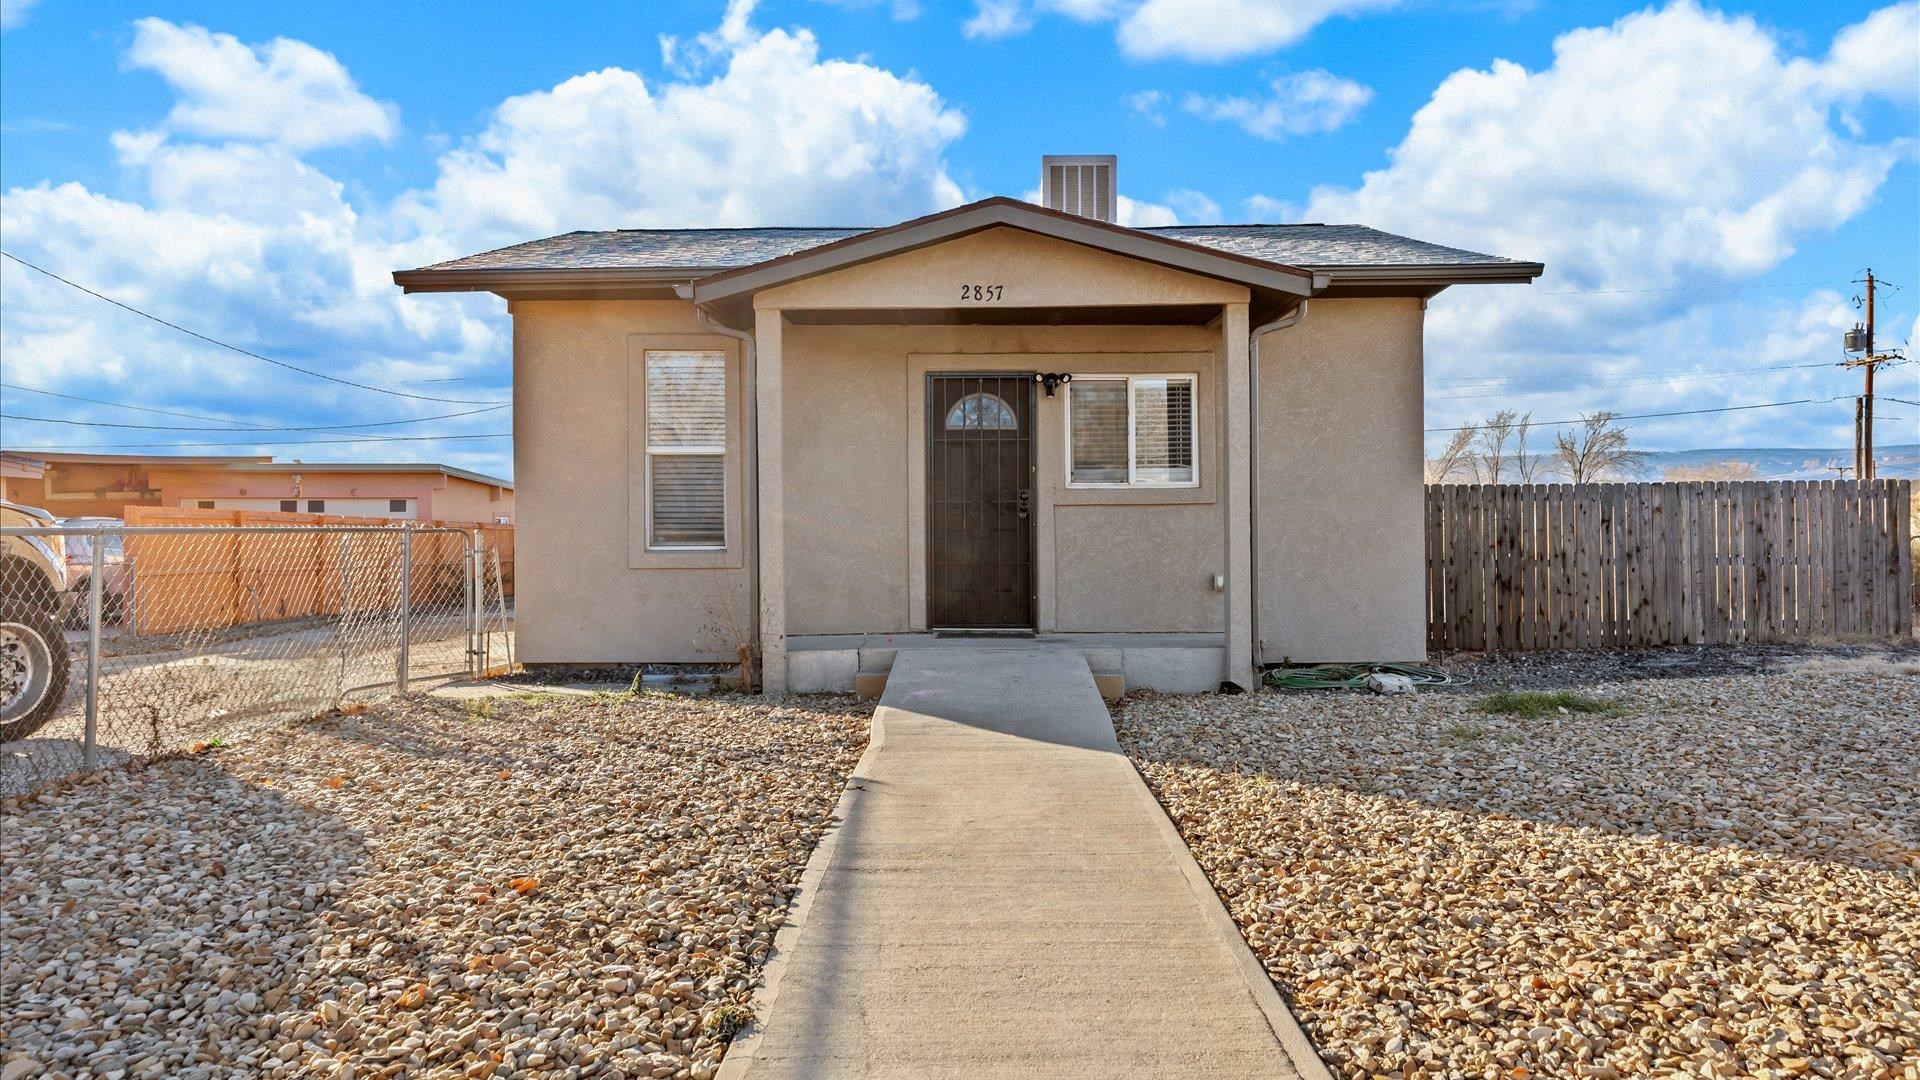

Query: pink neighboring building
[0,452,513,524]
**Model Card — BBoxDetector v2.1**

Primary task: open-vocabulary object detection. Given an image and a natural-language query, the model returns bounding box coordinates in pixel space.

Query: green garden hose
[1263,662,1464,690]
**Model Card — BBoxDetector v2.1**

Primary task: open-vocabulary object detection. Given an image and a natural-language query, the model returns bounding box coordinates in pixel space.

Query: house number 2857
[959,284,1005,301]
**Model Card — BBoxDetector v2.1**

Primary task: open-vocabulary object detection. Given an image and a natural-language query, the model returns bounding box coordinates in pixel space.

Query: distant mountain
[1643,444,1919,481]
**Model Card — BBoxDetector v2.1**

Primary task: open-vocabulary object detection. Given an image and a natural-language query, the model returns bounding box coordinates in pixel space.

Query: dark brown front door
[927,373,1035,629]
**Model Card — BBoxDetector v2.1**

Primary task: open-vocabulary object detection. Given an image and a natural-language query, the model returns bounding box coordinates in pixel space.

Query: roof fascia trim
[392,266,713,293]
[1318,263,1545,285]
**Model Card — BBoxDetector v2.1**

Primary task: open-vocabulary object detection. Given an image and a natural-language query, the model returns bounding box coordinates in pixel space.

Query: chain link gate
[0,524,512,796]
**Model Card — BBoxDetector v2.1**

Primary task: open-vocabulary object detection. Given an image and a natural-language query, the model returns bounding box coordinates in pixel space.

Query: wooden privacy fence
[118,506,513,636]
[1426,480,1912,651]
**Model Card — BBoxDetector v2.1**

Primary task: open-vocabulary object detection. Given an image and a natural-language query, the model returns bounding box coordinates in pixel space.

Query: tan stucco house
[396,159,1540,693]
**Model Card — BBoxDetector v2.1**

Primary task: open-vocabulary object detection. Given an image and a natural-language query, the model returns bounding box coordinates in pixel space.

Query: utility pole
[1844,269,1903,481]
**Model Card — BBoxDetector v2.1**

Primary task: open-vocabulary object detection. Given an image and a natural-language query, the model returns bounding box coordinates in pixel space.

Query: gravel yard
[1116,646,1920,1080]
[1,690,868,1079]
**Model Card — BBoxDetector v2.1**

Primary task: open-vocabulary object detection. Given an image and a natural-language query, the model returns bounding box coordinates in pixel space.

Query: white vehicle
[59,517,130,625]
[1,501,72,741]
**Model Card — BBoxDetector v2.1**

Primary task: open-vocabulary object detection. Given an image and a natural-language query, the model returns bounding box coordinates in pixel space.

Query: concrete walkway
[720,648,1327,1079]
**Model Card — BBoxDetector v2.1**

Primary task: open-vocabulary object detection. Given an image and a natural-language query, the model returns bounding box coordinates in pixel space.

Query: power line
[1429,361,1866,399]
[3,403,510,433]
[0,250,508,406]
[2,382,261,425]
[0,382,507,431]
[1532,279,1853,297]
[6,432,513,451]
[1424,396,1846,433]
[1430,358,1854,388]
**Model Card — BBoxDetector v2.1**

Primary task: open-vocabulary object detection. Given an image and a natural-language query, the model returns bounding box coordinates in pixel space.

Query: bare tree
[1553,411,1646,483]
[1512,414,1543,482]
[1662,460,1760,482]
[1425,424,1479,484]
[1471,410,1533,483]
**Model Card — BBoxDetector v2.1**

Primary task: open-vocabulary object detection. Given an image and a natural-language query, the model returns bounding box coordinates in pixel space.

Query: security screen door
[926,373,1036,629]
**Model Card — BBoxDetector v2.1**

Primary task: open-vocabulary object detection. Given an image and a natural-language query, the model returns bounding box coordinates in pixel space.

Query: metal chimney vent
[1041,155,1117,223]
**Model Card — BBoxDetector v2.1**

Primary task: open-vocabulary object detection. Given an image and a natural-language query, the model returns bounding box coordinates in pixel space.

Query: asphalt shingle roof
[417,222,1525,274]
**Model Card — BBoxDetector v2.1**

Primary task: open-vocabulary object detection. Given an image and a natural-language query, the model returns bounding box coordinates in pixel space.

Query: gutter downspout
[687,295,762,690]
[1247,300,1308,672]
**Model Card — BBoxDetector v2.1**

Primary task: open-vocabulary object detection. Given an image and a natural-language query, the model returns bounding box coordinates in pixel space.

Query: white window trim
[1064,373,1201,490]
[644,350,728,552]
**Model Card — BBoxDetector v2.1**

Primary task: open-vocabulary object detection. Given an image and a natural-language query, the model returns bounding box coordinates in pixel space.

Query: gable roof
[684,198,1317,307]
[394,196,1541,301]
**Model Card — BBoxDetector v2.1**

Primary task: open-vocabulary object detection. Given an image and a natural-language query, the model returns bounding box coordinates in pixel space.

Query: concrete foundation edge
[788,644,1225,695]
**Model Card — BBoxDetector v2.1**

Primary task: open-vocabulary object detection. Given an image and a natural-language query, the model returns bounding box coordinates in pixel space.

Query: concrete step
[850,649,1122,702]
[788,632,1221,696]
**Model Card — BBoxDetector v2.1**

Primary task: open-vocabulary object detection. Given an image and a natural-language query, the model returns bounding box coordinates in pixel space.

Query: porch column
[755,307,788,694]
[1222,302,1256,690]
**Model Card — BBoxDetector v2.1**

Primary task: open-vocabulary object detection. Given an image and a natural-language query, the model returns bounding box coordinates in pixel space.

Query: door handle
[1016,488,1032,519]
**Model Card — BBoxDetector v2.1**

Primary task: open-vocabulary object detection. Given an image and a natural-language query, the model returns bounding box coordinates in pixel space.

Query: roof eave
[1315,262,1546,286]
[391,266,716,294]
[224,461,514,489]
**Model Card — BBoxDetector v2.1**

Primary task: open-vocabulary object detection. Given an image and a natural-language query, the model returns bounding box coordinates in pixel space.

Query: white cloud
[1184,70,1373,140]
[1309,1,1902,293]
[1125,89,1169,125]
[814,0,924,19]
[966,0,1394,59]
[1802,0,1919,103]
[1164,189,1221,222]
[1299,1,1913,451]
[0,0,38,31]
[1240,193,1294,221]
[1,6,971,475]
[124,18,398,151]
[408,15,965,246]
[1118,0,1396,61]
[963,0,1033,39]
[1116,196,1180,226]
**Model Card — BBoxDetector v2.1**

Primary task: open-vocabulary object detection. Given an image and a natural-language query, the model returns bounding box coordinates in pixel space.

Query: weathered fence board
[1427,480,1913,651]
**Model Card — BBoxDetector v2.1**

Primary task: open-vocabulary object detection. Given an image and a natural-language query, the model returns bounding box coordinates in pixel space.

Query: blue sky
[1,0,1915,480]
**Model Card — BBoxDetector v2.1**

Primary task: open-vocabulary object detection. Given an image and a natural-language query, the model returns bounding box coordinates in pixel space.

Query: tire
[0,598,70,743]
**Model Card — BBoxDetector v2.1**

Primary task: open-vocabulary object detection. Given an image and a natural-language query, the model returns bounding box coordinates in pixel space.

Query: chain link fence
[0,524,511,796]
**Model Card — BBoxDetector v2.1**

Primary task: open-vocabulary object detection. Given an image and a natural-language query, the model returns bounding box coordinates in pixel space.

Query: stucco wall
[756,226,1249,311]
[506,245,1429,666]
[1256,297,1428,662]
[425,478,515,524]
[779,324,1227,636]
[512,299,751,664]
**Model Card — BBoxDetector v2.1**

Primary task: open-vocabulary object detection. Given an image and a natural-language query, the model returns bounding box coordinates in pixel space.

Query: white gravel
[1116,646,1920,1080]
[1,690,868,1079]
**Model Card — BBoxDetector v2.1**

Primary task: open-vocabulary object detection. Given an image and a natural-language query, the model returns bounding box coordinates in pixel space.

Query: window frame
[1064,373,1201,490]
[643,349,729,552]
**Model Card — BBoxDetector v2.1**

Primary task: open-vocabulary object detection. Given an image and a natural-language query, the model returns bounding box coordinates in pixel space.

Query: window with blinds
[645,351,726,549]
[1067,374,1198,487]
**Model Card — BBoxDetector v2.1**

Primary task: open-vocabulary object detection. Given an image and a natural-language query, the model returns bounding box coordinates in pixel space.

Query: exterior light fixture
[1035,372,1073,396]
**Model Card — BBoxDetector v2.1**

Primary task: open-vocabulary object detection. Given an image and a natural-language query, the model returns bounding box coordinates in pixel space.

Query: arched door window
[945,392,1018,431]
